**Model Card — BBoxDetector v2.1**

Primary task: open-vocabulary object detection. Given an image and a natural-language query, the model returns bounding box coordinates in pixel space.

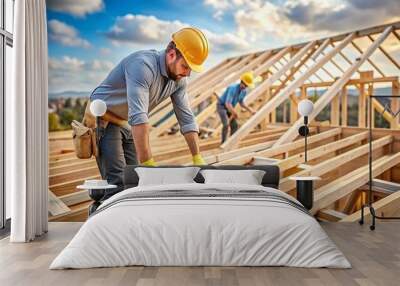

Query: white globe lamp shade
[298,99,314,117]
[90,99,107,117]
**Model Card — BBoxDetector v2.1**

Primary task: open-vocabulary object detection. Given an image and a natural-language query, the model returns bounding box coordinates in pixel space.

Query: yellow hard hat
[172,27,209,73]
[240,72,255,88]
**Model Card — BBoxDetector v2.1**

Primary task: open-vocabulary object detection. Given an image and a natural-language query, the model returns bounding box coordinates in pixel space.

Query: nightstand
[77,182,117,215]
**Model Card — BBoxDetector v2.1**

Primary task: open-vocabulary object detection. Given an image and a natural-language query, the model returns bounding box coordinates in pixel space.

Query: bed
[50,165,351,269]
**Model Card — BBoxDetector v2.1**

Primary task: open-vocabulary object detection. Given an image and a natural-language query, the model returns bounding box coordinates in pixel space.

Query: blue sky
[46,0,400,93]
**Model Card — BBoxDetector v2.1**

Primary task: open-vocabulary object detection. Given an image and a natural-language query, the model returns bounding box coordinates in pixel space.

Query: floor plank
[0,222,399,286]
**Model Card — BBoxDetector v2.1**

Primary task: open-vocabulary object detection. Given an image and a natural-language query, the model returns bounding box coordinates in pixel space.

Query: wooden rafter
[273,27,393,147]
[341,191,400,222]
[279,135,393,193]
[277,131,368,174]
[351,40,386,77]
[221,34,354,151]
[311,153,400,215]
[214,128,341,166]
[368,35,400,70]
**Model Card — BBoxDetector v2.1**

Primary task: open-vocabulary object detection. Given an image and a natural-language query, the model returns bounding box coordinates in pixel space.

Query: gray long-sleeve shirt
[90,50,199,134]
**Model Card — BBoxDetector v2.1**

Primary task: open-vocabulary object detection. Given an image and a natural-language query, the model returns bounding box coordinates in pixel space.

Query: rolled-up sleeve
[171,83,199,134]
[124,59,153,126]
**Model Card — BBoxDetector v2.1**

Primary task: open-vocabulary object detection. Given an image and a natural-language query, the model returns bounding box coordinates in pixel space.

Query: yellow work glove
[192,154,207,165]
[141,158,157,166]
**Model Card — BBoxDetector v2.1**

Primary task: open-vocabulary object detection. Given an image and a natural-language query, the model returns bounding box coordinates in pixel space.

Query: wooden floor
[0,222,399,286]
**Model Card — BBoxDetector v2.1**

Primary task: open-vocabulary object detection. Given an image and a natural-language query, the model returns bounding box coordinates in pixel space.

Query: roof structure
[48,21,400,222]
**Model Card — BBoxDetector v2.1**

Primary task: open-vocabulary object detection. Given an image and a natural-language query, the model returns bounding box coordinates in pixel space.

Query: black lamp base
[296,180,314,210]
[88,188,106,216]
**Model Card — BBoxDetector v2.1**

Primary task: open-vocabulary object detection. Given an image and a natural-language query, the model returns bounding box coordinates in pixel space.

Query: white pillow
[200,169,266,185]
[135,167,200,186]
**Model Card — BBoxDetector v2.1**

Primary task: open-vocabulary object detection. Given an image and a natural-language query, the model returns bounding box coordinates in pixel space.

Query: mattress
[50,183,351,269]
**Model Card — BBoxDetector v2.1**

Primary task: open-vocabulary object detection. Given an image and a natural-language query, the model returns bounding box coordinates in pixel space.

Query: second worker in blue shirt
[217,72,256,143]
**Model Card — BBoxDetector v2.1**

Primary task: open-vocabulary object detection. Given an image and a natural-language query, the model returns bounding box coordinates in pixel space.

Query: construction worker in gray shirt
[83,27,209,198]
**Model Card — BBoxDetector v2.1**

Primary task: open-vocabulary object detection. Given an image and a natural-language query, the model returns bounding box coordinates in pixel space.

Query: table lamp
[90,99,107,156]
[298,99,314,162]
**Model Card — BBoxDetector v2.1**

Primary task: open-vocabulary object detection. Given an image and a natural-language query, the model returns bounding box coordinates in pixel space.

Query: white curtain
[7,0,49,242]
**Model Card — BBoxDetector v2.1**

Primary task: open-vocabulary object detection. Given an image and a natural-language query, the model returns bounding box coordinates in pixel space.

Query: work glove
[141,158,157,166]
[192,154,207,165]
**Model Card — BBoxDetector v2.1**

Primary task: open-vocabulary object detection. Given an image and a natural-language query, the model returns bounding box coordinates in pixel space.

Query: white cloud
[105,14,249,53]
[48,56,114,92]
[106,14,185,45]
[46,0,104,17]
[48,19,91,48]
[204,0,400,44]
[204,0,230,11]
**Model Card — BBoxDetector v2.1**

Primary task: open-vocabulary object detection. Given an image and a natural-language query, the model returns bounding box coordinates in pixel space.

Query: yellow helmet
[172,27,209,73]
[240,72,255,88]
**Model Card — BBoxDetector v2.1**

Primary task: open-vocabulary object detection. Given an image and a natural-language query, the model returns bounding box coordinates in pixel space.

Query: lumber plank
[215,128,341,165]
[279,135,393,193]
[311,153,400,215]
[341,191,400,222]
[48,190,71,216]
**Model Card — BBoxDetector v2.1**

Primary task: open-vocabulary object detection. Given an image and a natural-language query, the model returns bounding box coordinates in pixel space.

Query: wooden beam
[154,51,277,136]
[273,27,393,146]
[245,43,315,104]
[318,209,347,222]
[372,98,394,123]
[279,135,393,193]
[222,22,399,67]
[311,153,400,215]
[59,190,91,207]
[368,35,400,70]
[343,190,361,214]
[191,56,250,96]
[331,92,340,126]
[341,191,400,222]
[277,131,368,173]
[253,49,290,76]
[371,179,400,192]
[351,41,386,77]
[216,128,341,166]
[392,80,400,128]
[300,76,399,89]
[358,81,366,128]
[311,38,330,60]
[48,190,71,216]
[221,36,356,150]
[393,30,400,41]
[221,34,354,151]
[290,94,298,123]
[341,87,348,126]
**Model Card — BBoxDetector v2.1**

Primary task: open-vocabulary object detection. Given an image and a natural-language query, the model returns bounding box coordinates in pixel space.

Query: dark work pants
[217,104,238,144]
[96,122,137,200]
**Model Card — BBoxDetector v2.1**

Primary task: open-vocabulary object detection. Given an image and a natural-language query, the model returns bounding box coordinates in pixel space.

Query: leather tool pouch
[71,120,96,159]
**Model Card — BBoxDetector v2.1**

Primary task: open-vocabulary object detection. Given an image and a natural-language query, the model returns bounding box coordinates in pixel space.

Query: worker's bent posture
[217,72,256,143]
[84,27,209,198]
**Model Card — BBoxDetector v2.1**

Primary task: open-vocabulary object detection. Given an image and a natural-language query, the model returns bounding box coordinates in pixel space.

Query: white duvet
[50,183,351,269]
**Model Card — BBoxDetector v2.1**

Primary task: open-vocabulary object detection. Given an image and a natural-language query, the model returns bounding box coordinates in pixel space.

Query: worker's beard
[167,59,184,81]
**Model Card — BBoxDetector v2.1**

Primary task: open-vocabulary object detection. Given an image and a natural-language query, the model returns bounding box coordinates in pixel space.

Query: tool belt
[71,101,130,159]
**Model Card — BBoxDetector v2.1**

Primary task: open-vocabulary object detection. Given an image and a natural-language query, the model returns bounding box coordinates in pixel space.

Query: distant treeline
[49,90,393,132]
[48,97,88,131]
